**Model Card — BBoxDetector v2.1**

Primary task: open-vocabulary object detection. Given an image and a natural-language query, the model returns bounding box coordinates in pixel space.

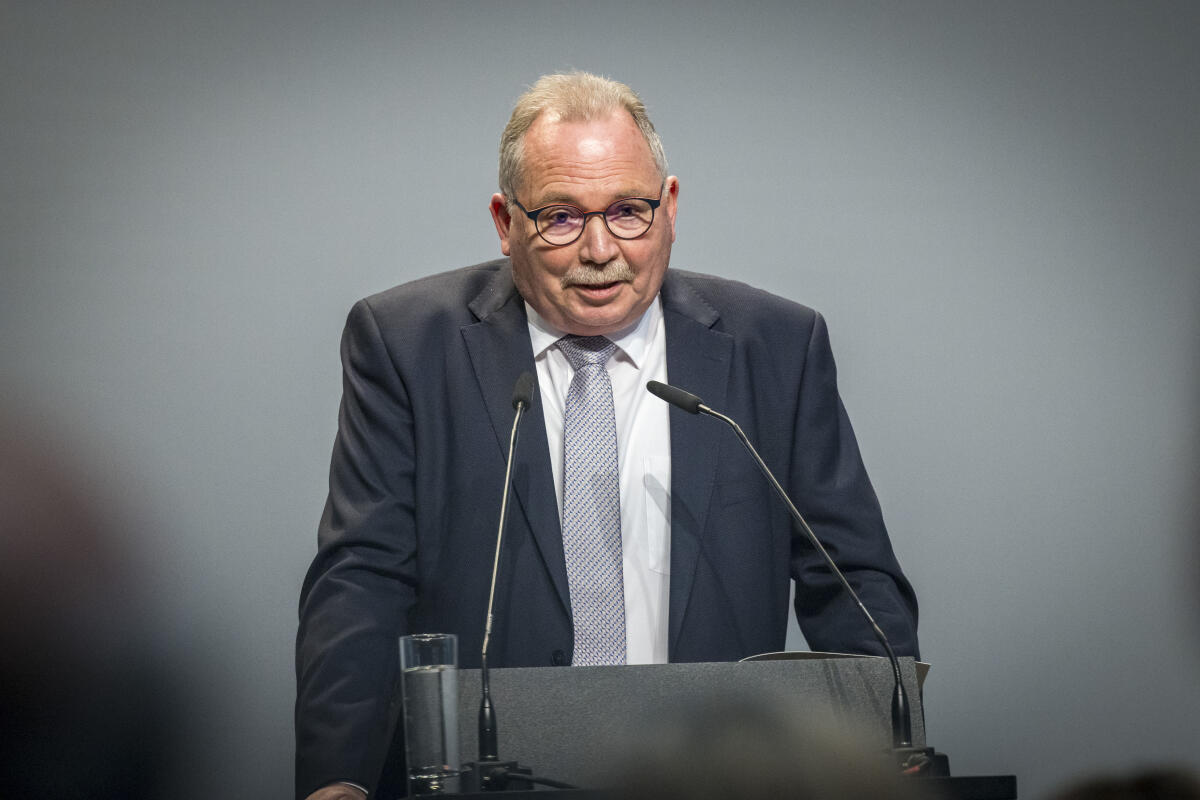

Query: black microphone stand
[461,373,578,793]
[645,380,948,777]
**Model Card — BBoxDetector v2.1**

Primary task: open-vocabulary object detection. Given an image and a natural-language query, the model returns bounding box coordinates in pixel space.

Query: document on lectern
[740,650,931,688]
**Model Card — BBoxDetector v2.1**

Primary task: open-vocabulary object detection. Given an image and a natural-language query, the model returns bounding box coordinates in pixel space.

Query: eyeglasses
[511,190,663,246]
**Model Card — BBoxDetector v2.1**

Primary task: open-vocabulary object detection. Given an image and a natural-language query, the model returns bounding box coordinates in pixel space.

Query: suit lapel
[659,272,733,657]
[459,266,732,652]
[461,265,571,618]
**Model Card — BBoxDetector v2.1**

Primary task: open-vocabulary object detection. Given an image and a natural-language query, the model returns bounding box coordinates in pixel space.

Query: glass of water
[399,633,461,795]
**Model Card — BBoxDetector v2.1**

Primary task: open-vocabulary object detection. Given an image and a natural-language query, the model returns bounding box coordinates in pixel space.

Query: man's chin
[560,302,646,337]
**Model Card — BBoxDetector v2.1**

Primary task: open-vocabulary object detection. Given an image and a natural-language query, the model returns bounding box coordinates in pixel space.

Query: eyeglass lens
[536,199,655,244]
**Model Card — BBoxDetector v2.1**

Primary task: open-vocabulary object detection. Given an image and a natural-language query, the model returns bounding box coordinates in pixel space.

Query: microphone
[645,379,702,414]
[511,370,536,410]
[645,379,940,774]
[466,371,578,792]
[478,372,534,763]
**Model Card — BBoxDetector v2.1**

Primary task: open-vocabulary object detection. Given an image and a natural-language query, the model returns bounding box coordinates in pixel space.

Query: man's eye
[543,209,575,227]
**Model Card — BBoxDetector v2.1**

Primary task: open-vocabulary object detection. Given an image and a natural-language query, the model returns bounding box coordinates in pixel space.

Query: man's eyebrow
[530,192,579,207]
[530,188,655,208]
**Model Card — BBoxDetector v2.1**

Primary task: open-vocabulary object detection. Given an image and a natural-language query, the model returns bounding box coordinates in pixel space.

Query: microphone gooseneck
[479,371,535,762]
[468,372,576,791]
[645,379,916,752]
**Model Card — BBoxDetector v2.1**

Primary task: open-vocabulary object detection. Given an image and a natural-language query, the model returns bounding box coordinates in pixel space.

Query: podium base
[894,746,952,777]
[460,760,533,793]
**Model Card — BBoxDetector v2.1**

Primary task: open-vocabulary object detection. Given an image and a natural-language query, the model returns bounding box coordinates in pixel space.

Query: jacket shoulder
[358,258,511,320]
[666,269,821,334]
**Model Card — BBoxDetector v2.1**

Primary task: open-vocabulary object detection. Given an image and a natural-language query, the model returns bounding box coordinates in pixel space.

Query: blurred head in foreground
[0,414,175,798]
[607,694,920,800]
[1047,767,1200,800]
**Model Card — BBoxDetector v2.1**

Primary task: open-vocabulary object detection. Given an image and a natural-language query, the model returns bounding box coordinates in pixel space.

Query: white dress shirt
[525,297,672,665]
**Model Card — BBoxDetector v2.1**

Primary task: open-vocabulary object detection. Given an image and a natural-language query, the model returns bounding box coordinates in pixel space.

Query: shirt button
[551,649,568,666]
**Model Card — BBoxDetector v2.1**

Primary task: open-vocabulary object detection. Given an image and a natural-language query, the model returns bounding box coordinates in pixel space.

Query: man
[296,72,919,800]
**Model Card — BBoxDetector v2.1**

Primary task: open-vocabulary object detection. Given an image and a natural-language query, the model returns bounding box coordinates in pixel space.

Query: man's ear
[489,193,512,256]
[663,176,679,244]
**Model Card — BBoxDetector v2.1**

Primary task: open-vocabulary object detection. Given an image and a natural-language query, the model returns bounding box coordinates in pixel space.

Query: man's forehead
[524,111,642,154]
[521,112,660,203]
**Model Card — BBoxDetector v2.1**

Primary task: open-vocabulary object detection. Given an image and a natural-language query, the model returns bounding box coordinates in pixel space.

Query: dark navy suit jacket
[295,259,919,797]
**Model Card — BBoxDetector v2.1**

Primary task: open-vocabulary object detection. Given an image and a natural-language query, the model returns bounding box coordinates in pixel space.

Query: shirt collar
[525,294,663,370]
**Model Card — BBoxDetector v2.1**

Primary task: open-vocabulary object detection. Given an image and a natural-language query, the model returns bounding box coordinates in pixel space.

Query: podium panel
[456,657,924,789]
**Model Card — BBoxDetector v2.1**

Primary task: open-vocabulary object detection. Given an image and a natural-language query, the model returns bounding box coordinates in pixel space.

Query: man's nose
[576,213,617,264]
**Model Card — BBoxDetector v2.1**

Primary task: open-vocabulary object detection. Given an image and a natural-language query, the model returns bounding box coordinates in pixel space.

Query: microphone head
[646,380,703,414]
[512,371,535,410]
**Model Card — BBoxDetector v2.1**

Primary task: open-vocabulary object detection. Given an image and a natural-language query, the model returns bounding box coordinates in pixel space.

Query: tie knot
[557,335,617,370]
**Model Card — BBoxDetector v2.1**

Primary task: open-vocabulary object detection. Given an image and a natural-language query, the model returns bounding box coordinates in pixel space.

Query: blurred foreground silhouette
[1046,767,1200,800]
[0,413,178,799]
[606,693,922,800]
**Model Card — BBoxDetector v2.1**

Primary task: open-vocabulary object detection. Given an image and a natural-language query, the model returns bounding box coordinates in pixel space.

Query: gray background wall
[3,2,1198,798]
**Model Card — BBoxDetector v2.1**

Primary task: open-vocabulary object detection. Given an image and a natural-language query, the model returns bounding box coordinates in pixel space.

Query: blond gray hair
[498,71,668,200]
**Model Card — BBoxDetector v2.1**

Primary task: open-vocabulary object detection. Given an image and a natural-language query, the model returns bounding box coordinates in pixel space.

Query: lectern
[449,656,1015,799]
[459,656,920,787]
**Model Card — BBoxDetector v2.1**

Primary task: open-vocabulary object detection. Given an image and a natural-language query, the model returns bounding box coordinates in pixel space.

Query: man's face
[490,111,678,337]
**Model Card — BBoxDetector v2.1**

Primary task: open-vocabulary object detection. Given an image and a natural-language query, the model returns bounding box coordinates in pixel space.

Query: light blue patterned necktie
[558,335,626,666]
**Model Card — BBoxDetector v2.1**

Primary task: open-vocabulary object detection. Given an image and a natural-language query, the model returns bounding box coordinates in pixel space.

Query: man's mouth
[570,280,624,300]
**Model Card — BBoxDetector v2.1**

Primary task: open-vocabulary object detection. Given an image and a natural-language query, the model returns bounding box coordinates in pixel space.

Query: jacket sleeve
[295,298,419,798]
[788,312,920,659]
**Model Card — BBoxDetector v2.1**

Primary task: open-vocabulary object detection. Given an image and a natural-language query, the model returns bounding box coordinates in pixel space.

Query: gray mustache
[560,262,635,288]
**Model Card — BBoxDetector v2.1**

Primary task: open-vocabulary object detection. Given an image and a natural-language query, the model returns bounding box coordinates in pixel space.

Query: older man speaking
[296,71,919,800]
